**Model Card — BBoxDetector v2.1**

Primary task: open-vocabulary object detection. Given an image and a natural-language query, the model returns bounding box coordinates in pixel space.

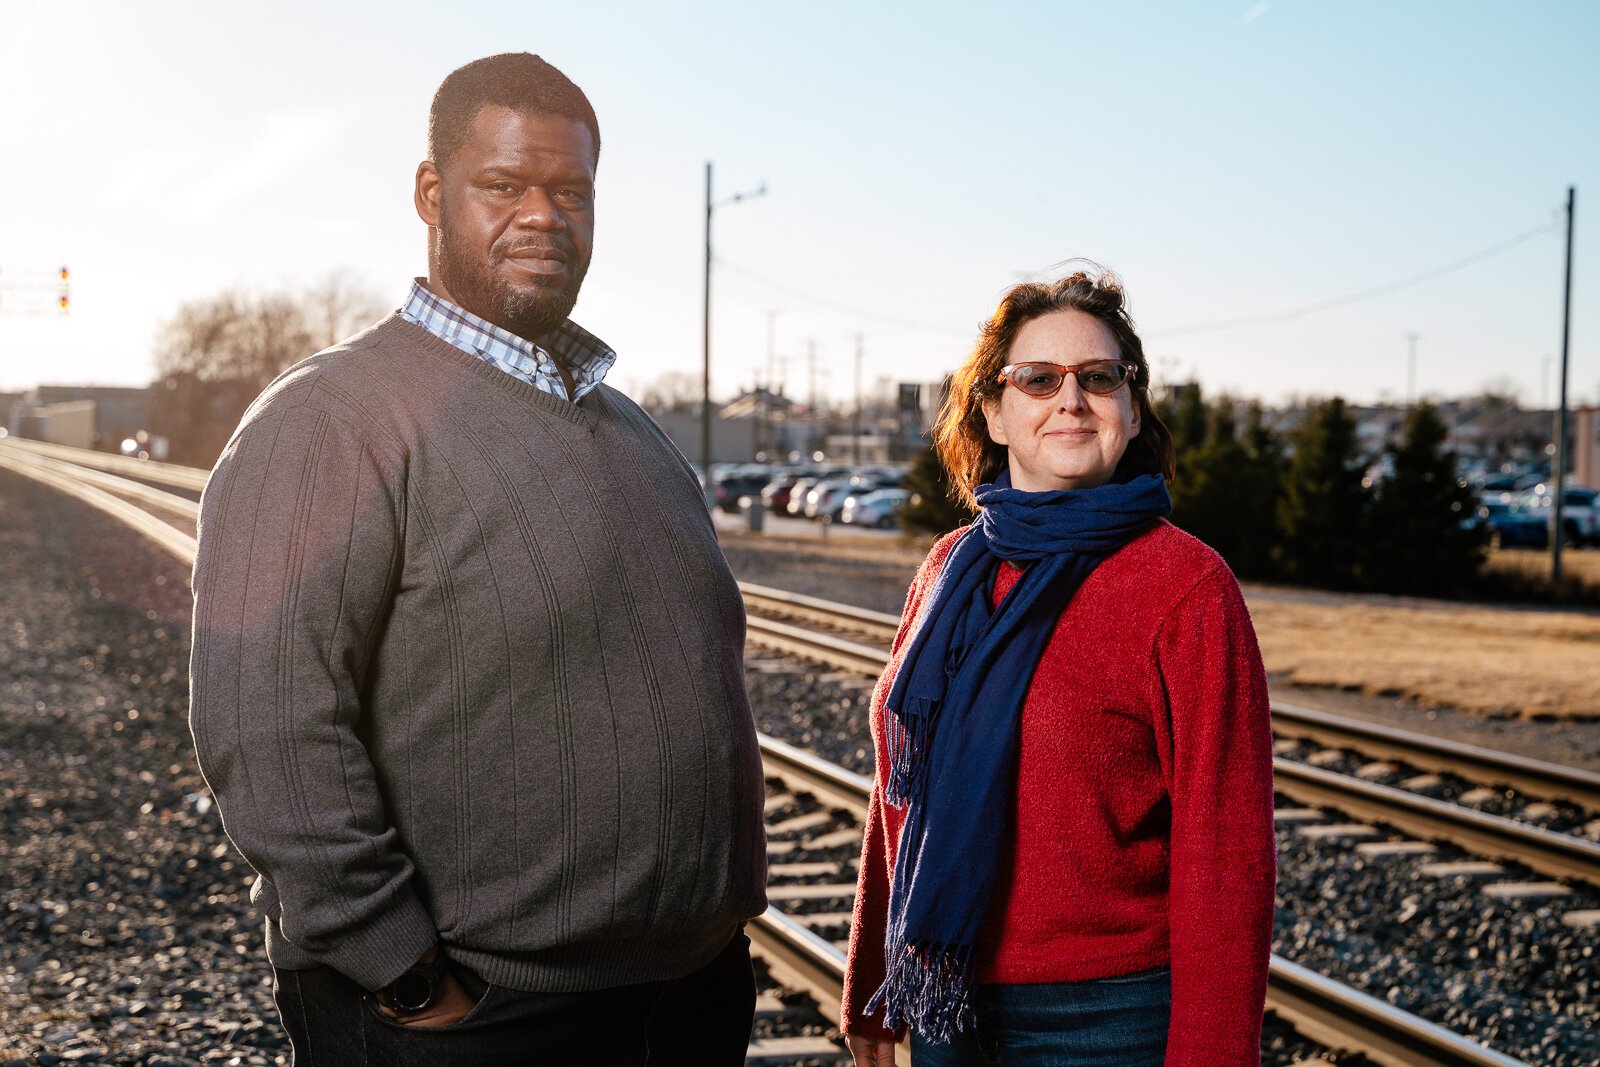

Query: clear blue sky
[1,0,1594,410]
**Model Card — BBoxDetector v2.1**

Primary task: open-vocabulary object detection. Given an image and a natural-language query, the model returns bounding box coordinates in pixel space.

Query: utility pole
[807,339,817,416]
[765,310,780,390]
[1553,186,1576,582]
[807,339,819,461]
[700,162,765,501]
[701,162,712,499]
[1404,332,1420,407]
[853,334,863,465]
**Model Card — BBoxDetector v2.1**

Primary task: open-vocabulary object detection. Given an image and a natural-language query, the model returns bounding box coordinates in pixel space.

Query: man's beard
[434,222,590,343]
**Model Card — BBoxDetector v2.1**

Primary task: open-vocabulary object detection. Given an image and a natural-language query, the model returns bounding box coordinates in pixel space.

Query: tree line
[902,387,1489,598]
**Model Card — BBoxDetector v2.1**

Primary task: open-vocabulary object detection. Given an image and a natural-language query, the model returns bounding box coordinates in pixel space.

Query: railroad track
[743,587,1600,888]
[0,437,1571,1064]
[756,737,1527,1067]
[0,439,856,1063]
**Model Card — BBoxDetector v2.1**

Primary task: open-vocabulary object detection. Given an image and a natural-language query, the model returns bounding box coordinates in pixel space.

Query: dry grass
[1483,546,1600,588]
[1243,587,1600,720]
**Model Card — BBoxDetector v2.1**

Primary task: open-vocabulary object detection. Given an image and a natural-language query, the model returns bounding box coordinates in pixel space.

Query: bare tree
[151,275,386,465]
[302,270,390,352]
[638,371,704,413]
[155,274,385,390]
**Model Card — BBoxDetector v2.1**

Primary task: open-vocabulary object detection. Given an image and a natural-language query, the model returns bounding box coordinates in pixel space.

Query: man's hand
[844,1033,898,1066]
[378,968,478,1028]
[376,946,480,1029]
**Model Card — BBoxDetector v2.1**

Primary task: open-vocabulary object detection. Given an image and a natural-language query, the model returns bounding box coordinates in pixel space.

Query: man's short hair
[428,53,601,170]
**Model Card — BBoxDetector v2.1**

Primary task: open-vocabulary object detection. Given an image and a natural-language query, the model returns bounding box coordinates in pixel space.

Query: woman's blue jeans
[909,966,1170,1067]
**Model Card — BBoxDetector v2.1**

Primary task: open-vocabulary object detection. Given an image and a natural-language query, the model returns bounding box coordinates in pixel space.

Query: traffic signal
[57,265,69,314]
[58,266,69,283]
[58,294,70,313]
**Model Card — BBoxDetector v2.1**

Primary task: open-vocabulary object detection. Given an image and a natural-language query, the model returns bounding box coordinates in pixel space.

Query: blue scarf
[866,470,1172,1041]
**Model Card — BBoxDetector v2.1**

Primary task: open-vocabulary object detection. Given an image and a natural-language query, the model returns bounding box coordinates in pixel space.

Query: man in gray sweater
[189,53,767,1065]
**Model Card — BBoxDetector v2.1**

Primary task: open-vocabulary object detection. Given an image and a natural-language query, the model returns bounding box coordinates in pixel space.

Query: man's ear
[415,161,442,227]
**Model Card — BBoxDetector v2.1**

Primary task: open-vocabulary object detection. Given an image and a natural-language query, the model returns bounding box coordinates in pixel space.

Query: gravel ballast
[0,470,285,1065]
[5,475,1597,1065]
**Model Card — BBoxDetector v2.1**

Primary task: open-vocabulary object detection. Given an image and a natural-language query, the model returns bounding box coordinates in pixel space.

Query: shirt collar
[399,278,616,400]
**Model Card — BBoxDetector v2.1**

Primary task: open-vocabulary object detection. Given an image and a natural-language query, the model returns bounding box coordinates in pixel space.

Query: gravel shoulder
[0,469,284,1065]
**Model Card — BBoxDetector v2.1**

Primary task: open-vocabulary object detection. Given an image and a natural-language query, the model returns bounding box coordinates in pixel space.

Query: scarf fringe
[881,695,937,808]
[865,938,976,1044]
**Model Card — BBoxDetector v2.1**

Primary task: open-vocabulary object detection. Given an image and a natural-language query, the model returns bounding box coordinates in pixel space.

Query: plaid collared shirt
[399,279,616,402]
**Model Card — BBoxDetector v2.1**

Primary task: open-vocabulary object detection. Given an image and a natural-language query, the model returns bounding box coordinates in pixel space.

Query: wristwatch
[378,946,452,1015]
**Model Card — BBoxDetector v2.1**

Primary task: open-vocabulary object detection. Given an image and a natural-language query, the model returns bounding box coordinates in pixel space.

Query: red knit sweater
[842,520,1276,1065]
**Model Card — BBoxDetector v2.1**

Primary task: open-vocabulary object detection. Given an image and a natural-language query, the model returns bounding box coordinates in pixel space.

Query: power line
[720,216,1560,346]
[715,257,974,341]
[1147,220,1560,338]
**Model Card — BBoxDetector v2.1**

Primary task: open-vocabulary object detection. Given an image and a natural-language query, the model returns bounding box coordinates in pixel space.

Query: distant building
[1574,406,1600,488]
[647,404,761,467]
[12,384,155,452]
[13,399,96,449]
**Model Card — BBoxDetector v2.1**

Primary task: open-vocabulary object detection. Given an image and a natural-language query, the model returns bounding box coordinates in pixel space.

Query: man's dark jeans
[273,932,755,1066]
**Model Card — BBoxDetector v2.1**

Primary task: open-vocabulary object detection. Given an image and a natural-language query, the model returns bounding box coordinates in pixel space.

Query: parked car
[760,474,802,513]
[711,472,769,513]
[840,487,909,528]
[811,474,891,522]
[786,468,850,517]
[1517,485,1600,547]
[785,476,821,517]
[804,478,858,520]
[1473,496,1548,550]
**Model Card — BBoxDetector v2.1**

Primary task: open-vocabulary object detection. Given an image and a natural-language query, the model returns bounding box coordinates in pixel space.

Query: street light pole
[1404,332,1420,407]
[853,334,863,465]
[700,161,766,502]
[702,162,712,500]
[1552,185,1576,582]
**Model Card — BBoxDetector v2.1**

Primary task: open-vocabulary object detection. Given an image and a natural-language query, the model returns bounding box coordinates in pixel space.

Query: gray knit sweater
[189,315,768,994]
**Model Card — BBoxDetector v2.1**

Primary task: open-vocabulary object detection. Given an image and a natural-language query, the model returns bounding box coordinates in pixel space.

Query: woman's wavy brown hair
[934,267,1175,510]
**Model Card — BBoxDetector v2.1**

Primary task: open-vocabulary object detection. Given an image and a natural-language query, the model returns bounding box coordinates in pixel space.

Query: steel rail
[759,734,873,822]
[745,908,914,1066]
[0,446,198,566]
[750,596,1600,882]
[0,446,201,522]
[1271,700,1600,810]
[1273,758,1600,884]
[747,592,1600,816]
[739,580,903,644]
[0,436,209,491]
[755,734,1526,1067]
[758,603,1600,816]
[745,614,894,678]
[1264,956,1526,1067]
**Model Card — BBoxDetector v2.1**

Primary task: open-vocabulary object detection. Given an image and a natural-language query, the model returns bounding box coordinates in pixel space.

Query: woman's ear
[981,397,1008,446]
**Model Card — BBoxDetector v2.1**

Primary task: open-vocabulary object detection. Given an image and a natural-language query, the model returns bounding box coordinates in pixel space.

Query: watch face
[390,969,434,1012]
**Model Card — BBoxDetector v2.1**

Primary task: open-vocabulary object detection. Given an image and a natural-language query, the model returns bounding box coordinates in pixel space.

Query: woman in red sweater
[842,269,1276,1066]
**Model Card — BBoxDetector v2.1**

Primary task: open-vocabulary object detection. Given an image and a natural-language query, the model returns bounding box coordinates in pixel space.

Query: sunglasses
[997,360,1137,399]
